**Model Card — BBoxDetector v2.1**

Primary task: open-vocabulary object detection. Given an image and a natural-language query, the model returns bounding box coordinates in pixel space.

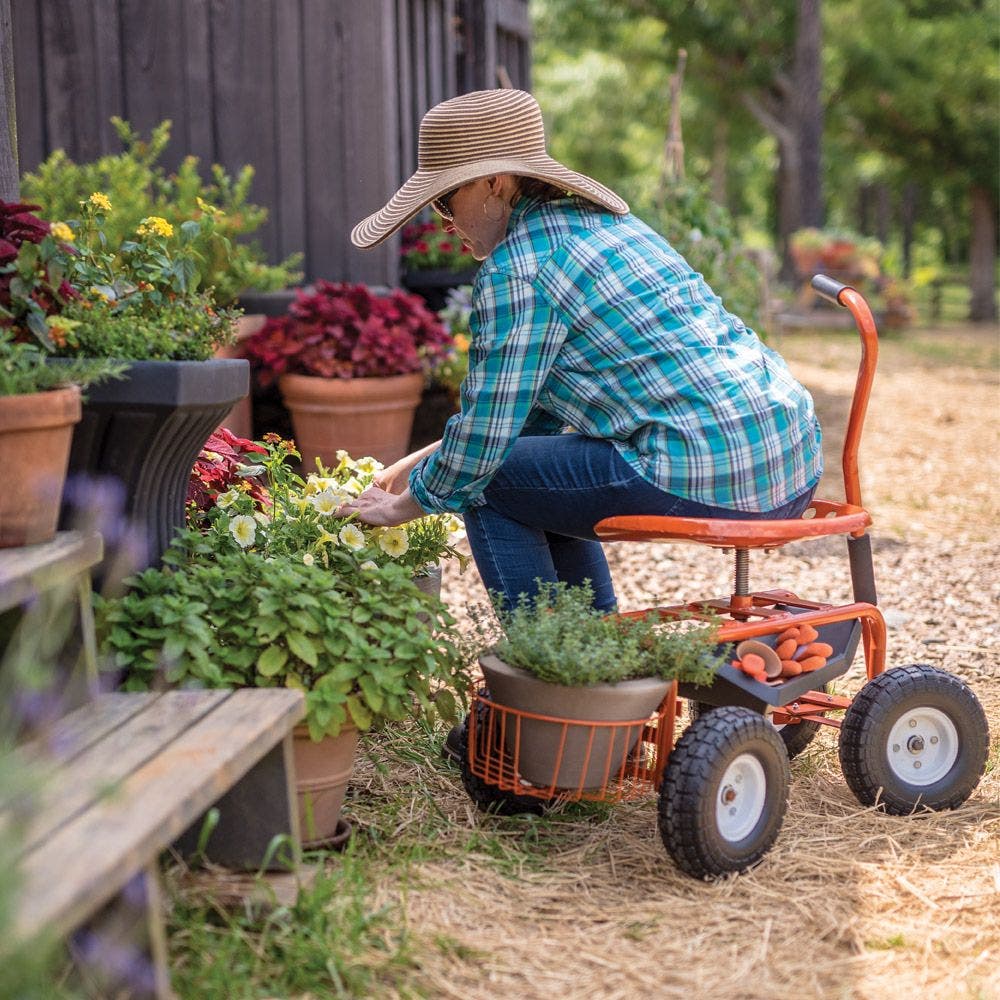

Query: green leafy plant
[186,431,468,579]
[20,118,303,305]
[482,581,722,687]
[0,329,123,396]
[96,539,471,741]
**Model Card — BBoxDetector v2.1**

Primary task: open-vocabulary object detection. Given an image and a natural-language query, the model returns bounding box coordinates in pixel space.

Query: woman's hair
[515,176,567,202]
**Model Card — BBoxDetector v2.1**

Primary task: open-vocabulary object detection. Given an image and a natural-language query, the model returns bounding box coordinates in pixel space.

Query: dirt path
[355,323,1000,1000]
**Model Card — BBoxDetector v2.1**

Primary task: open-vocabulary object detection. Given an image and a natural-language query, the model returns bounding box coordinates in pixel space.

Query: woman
[348,89,822,613]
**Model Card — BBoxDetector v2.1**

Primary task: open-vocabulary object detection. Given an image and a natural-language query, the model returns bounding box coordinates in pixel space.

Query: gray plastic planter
[56,358,249,575]
[479,653,669,790]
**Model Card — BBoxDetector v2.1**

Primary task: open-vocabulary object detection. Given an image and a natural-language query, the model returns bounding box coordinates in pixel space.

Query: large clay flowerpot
[279,372,424,467]
[479,653,669,790]
[0,386,81,548]
[293,724,359,848]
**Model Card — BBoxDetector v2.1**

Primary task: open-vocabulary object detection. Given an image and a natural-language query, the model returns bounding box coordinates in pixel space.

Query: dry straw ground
[348,323,1000,1000]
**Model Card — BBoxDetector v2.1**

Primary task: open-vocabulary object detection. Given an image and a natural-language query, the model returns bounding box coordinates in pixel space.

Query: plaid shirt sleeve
[409,269,567,513]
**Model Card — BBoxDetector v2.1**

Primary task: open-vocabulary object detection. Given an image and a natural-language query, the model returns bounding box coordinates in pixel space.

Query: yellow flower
[137,216,174,238]
[316,530,339,546]
[216,489,241,510]
[454,333,470,352]
[291,495,312,514]
[354,456,383,476]
[339,523,366,551]
[88,192,112,212]
[50,222,74,242]
[378,527,409,558]
[228,514,256,548]
[341,476,364,497]
[335,451,357,473]
[312,489,351,516]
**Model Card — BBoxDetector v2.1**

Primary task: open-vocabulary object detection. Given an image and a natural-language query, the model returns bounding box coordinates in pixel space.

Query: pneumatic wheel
[659,706,790,879]
[839,664,989,813]
[689,689,827,759]
[457,710,548,817]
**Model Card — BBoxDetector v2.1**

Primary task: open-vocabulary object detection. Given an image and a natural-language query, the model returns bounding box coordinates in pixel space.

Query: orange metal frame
[468,282,886,802]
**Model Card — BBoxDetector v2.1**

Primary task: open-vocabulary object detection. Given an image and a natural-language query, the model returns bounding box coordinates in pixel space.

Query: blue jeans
[463,434,816,612]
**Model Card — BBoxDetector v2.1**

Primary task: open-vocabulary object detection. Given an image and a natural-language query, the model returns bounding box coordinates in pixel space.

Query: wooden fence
[10,0,530,287]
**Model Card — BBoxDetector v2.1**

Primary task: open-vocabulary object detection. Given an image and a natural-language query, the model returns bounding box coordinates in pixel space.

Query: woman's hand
[373,440,441,495]
[337,487,426,527]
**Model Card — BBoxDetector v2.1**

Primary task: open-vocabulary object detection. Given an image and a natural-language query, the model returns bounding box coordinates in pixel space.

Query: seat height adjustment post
[731,549,752,613]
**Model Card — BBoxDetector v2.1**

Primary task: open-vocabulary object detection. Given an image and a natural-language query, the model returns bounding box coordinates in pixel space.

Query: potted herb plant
[241,281,453,467]
[400,216,479,312]
[97,436,471,846]
[472,582,721,790]
[1,193,248,572]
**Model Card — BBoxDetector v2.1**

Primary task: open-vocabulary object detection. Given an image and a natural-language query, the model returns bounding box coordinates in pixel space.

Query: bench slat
[14,688,305,942]
[18,690,232,855]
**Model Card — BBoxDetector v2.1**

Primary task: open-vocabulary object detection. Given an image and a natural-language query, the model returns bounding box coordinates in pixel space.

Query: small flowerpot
[292,723,359,849]
[0,386,81,548]
[278,372,425,467]
[479,653,670,790]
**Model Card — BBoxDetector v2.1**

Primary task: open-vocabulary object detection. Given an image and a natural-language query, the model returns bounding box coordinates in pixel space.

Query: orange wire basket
[466,684,678,803]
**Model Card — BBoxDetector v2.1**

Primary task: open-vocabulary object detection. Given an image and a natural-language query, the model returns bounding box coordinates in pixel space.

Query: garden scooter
[458,275,990,880]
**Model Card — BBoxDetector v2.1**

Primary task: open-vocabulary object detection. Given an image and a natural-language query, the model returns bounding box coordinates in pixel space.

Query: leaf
[257,645,288,677]
[25,309,54,350]
[346,695,373,731]
[286,631,318,667]
[357,675,384,714]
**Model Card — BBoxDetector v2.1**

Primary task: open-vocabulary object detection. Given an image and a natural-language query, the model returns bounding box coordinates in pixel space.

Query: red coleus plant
[187,427,270,513]
[241,280,453,385]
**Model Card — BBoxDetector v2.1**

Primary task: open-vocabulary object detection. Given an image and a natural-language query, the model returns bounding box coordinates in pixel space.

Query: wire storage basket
[466,687,677,803]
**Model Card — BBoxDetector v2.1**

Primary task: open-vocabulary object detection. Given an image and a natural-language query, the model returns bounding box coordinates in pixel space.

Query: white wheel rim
[886,707,959,786]
[716,753,767,842]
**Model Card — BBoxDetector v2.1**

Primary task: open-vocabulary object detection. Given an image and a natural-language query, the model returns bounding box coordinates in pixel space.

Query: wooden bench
[6,687,305,998]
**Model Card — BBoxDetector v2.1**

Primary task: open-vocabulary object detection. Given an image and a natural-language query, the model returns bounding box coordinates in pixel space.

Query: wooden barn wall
[11,0,530,287]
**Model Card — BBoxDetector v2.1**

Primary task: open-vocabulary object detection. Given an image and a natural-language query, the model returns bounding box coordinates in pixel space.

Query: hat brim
[350,153,629,249]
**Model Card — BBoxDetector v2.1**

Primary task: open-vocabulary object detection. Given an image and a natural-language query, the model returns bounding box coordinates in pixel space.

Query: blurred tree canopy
[533,0,998,320]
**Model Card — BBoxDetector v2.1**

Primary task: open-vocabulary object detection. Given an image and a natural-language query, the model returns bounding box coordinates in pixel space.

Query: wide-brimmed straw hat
[351,89,629,249]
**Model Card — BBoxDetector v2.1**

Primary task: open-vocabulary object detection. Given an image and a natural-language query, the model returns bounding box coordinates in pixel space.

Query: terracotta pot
[279,372,425,467]
[292,723,359,848]
[479,653,669,790]
[0,386,81,548]
[213,314,264,440]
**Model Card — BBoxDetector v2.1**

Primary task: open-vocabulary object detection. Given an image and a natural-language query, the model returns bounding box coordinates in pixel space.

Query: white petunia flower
[378,526,409,558]
[229,515,256,548]
[354,456,383,476]
[340,476,364,497]
[216,489,241,510]
[339,523,366,550]
[311,489,349,516]
[359,560,378,571]
[253,511,271,526]
[302,552,315,566]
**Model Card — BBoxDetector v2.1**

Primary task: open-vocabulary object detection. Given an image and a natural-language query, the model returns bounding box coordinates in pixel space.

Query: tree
[832,0,999,320]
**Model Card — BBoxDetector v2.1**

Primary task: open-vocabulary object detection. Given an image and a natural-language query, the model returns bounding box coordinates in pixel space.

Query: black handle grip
[811,274,851,305]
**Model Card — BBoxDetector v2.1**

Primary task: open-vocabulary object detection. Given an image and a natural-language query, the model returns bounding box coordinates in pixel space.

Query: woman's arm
[373,440,441,494]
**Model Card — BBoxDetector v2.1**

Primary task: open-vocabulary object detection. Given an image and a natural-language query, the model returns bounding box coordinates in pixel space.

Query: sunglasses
[432,186,461,220]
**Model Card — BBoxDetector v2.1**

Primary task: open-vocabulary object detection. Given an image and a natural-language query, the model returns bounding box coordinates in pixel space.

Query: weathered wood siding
[10,0,530,286]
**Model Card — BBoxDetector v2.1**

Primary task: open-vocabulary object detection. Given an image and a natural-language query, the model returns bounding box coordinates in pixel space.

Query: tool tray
[678,614,863,711]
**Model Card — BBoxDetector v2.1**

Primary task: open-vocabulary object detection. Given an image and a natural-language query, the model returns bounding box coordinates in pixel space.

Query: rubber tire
[690,690,826,760]
[838,664,989,813]
[456,713,548,816]
[659,706,790,879]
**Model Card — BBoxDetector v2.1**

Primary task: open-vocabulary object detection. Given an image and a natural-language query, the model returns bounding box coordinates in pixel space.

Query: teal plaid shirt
[410,196,822,515]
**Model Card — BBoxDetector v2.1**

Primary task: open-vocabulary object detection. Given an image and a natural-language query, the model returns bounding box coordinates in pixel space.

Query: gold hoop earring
[483,193,506,222]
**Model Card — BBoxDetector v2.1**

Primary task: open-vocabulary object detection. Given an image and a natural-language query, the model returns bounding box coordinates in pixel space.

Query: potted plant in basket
[241,281,453,467]
[400,216,479,312]
[0,192,248,572]
[96,436,470,847]
[468,582,721,792]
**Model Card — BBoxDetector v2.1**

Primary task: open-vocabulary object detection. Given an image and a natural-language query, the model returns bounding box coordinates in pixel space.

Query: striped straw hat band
[351,89,627,249]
